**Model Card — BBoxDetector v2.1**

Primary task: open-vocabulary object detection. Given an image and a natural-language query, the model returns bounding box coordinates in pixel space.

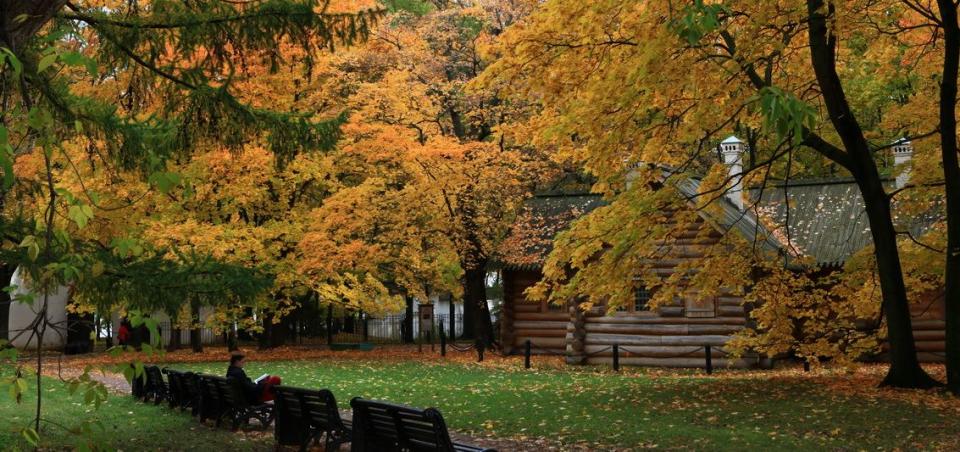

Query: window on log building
[617,286,653,313]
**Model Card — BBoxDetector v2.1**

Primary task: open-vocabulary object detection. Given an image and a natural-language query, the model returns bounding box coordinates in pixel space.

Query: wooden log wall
[889,293,946,363]
[582,214,757,368]
[502,268,569,355]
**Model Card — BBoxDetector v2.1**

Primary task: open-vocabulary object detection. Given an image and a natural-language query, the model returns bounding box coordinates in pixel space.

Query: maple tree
[295,0,545,346]
[477,0,953,388]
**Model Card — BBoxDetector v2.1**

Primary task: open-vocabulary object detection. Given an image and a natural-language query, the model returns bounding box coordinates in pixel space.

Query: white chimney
[893,138,913,189]
[720,135,745,210]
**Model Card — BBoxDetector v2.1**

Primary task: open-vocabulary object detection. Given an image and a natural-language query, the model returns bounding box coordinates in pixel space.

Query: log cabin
[497,137,946,367]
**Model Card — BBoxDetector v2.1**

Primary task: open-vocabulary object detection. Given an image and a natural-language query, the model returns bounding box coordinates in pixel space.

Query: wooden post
[613,344,620,371]
[326,304,334,346]
[440,323,446,357]
[705,345,713,375]
[803,360,811,372]
[477,340,484,362]
[524,339,531,369]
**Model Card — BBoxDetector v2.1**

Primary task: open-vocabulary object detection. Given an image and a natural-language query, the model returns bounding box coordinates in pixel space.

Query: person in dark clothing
[226,354,281,403]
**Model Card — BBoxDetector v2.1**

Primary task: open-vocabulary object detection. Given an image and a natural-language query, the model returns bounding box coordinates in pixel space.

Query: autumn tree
[480,0,944,387]
[299,0,544,346]
[0,0,380,441]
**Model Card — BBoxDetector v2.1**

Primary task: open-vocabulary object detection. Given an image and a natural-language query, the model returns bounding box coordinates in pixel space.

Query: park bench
[274,385,352,451]
[163,368,195,410]
[197,374,275,430]
[142,365,168,405]
[349,398,495,452]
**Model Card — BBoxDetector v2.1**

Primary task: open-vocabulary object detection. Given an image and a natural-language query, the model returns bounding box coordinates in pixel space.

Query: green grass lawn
[2,358,958,450]
[0,373,272,451]
[174,358,959,450]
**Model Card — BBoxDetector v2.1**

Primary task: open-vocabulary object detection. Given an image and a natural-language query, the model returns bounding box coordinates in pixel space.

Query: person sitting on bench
[226,354,282,403]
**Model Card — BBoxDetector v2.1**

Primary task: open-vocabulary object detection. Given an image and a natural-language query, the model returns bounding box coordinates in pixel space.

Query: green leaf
[1,48,22,76]
[21,427,39,446]
[38,53,57,72]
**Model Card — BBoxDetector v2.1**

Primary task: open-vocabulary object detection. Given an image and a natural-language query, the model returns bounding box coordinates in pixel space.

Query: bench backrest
[350,398,456,452]
[164,369,183,406]
[206,375,250,408]
[144,366,163,387]
[275,386,345,428]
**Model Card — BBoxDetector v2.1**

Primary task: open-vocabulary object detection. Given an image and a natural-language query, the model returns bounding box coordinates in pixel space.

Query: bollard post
[613,344,620,371]
[705,345,713,375]
[477,341,484,362]
[524,340,531,369]
[803,360,810,372]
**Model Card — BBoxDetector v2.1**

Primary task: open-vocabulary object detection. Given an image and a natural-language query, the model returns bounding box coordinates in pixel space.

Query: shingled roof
[751,178,942,267]
[498,194,605,270]
[497,177,942,271]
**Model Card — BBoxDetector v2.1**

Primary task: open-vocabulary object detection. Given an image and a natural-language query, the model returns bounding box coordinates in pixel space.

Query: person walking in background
[117,319,131,346]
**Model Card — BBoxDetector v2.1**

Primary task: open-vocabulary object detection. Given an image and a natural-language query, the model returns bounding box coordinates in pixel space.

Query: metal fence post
[524,339,531,369]
[705,345,713,375]
[613,344,620,371]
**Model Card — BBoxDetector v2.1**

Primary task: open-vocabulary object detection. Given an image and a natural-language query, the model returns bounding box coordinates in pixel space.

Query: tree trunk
[167,327,181,352]
[805,0,937,388]
[463,261,494,348]
[0,264,14,343]
[259,311,274,350]
[402,296,414,343]
[270,314,289,347]
[189,302,202,353]
[936,0,960,394]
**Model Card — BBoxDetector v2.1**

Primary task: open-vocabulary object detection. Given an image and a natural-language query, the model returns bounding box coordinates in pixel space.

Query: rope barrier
[446,342,475,352]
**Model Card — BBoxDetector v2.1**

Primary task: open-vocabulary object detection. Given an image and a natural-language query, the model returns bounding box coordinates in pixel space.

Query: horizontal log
[515,336,566,348]
[658,306,685,317]
[912,319,945,330]
[585,356,755,368]
[915,341,945,352]
[717,305,745,317]
[716,296,744,306]
[513,321,569,330]
[584,323,742,336]
[514,312,569,322]
[513,304,542,313]
[584,315,746,325]
[585,333,732,347]
[917,352,946,363]
[514,329,567,338]
[913,330,945,341]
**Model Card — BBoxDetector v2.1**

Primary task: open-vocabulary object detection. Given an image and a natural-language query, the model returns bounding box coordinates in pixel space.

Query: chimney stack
[893,138,913,189]
[720,135,745,210]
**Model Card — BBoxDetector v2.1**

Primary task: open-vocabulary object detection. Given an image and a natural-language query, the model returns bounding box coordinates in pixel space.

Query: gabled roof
[673,177,784,257]
[497,174,942,272]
